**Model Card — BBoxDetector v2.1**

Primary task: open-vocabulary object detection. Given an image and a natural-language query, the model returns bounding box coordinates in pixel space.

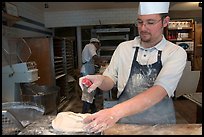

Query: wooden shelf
[168,27,193,30]
[2,12,21,26]
[55,74,66,80]
[165,19,196,69]
[169,38,193,42]
[165,19,195,46]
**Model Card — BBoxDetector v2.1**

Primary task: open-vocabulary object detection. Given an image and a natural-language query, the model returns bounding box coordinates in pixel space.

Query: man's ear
[163,16,170,27]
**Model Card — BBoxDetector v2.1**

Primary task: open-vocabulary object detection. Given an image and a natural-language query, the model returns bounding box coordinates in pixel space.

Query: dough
[52,111,91,132]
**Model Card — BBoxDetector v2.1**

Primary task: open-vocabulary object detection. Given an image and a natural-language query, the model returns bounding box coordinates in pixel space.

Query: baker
[79,2,187,133]
[80,38,103,114]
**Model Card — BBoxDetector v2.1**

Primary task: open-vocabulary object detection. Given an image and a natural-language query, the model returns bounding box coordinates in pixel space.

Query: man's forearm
[111,85,168,120]
[98,76,115,91]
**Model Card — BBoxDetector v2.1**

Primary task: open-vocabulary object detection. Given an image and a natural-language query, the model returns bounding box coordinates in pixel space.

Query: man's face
[94,42,101,50]
[137,14,167,43]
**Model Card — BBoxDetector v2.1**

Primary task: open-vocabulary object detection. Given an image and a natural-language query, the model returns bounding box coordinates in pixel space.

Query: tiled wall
[3,2,53,38]
[14,2,44,24]
[44,8,138,28]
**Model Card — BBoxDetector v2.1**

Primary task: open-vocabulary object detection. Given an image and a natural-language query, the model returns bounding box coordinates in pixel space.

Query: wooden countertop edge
[103,124,202,135]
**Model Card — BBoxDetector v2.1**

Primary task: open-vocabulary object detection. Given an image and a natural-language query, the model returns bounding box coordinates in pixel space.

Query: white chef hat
[138,2,170,15]
[90,38,100,43]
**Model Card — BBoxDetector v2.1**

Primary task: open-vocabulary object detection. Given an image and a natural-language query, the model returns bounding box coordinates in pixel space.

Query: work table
[18,115,202,135]
[103,123,202,135]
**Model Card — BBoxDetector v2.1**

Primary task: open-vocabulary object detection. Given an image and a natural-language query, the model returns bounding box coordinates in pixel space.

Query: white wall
[44,8,138,28]
[3,2,53,38]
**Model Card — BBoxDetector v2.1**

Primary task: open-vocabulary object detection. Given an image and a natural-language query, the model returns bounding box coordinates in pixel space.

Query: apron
[81,59,95,76]
[117,47,176,124]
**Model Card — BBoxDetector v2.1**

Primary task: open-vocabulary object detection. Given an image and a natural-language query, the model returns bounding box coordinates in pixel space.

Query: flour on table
[52,111,91,132]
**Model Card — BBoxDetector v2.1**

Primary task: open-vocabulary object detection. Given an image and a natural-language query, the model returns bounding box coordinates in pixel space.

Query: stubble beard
[140,33,151,42]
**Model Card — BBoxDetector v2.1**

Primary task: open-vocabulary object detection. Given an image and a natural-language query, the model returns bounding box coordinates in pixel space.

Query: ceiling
[30,2,202,12]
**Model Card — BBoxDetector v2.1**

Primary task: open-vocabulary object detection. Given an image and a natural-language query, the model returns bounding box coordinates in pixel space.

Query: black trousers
[82,100,97,114]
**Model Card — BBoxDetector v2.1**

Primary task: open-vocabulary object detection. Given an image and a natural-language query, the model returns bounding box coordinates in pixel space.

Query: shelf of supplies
[197,44,202,47]
[54,60,63,64]
[54,56,63,59]
[169,38,193,42]
[55,74,66,80]
[92,27,130,62]
[168,27,193,30]
[55,67,64,72]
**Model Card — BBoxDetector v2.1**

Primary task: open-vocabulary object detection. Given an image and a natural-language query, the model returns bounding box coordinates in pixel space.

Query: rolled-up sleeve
[154,44,187,97]
[103,40,136,97]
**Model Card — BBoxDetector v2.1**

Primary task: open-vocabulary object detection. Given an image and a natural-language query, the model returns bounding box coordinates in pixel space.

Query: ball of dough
[52,111,91,133]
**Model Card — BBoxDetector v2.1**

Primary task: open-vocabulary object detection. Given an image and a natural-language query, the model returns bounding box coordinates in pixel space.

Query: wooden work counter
[102,124,202,135]
[18,115,202,135]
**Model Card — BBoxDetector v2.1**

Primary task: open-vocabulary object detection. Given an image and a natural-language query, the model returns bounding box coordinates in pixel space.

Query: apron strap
[157,50,162,61]
[134,47,139,60]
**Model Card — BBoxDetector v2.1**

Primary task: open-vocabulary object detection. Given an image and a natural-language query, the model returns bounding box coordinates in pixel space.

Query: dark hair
[160,13,169,23]
[160,13,169,18]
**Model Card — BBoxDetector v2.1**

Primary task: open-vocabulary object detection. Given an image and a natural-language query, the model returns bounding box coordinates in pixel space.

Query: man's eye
[138,21,143,24]
[147,22,155,25]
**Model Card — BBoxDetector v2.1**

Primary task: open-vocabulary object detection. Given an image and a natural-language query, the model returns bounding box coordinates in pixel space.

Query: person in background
[80,38,102,114]
[79,2,187,133]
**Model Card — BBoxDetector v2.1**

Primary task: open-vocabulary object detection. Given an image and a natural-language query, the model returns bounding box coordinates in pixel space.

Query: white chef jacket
[81,43,97,64]
[80,43,98,75]
[103,36,187,98]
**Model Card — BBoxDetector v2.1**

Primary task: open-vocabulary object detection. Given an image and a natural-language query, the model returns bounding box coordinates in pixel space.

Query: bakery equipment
[2,102,45,135]
[2,61,39,102]
[21,84,60,114]
[2,110,24,135]
[2,38,39,102]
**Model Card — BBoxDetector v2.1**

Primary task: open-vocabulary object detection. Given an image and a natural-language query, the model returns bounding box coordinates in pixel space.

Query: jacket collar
[132,35,167,51]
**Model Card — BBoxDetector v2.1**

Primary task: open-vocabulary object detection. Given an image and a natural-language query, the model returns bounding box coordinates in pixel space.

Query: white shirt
[103,36,187,98]
[82,43,97,63]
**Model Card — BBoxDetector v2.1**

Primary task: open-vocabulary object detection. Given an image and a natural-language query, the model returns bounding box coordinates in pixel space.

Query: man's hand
[82,108,120,133]
[79,75,105,93]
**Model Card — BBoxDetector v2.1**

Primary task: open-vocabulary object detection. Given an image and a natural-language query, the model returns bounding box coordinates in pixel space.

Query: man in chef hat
[80,2,187,133]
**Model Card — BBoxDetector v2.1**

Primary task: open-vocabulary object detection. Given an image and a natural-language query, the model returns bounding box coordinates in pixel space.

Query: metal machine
[2,38,40,102]
[2,61,39,102]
